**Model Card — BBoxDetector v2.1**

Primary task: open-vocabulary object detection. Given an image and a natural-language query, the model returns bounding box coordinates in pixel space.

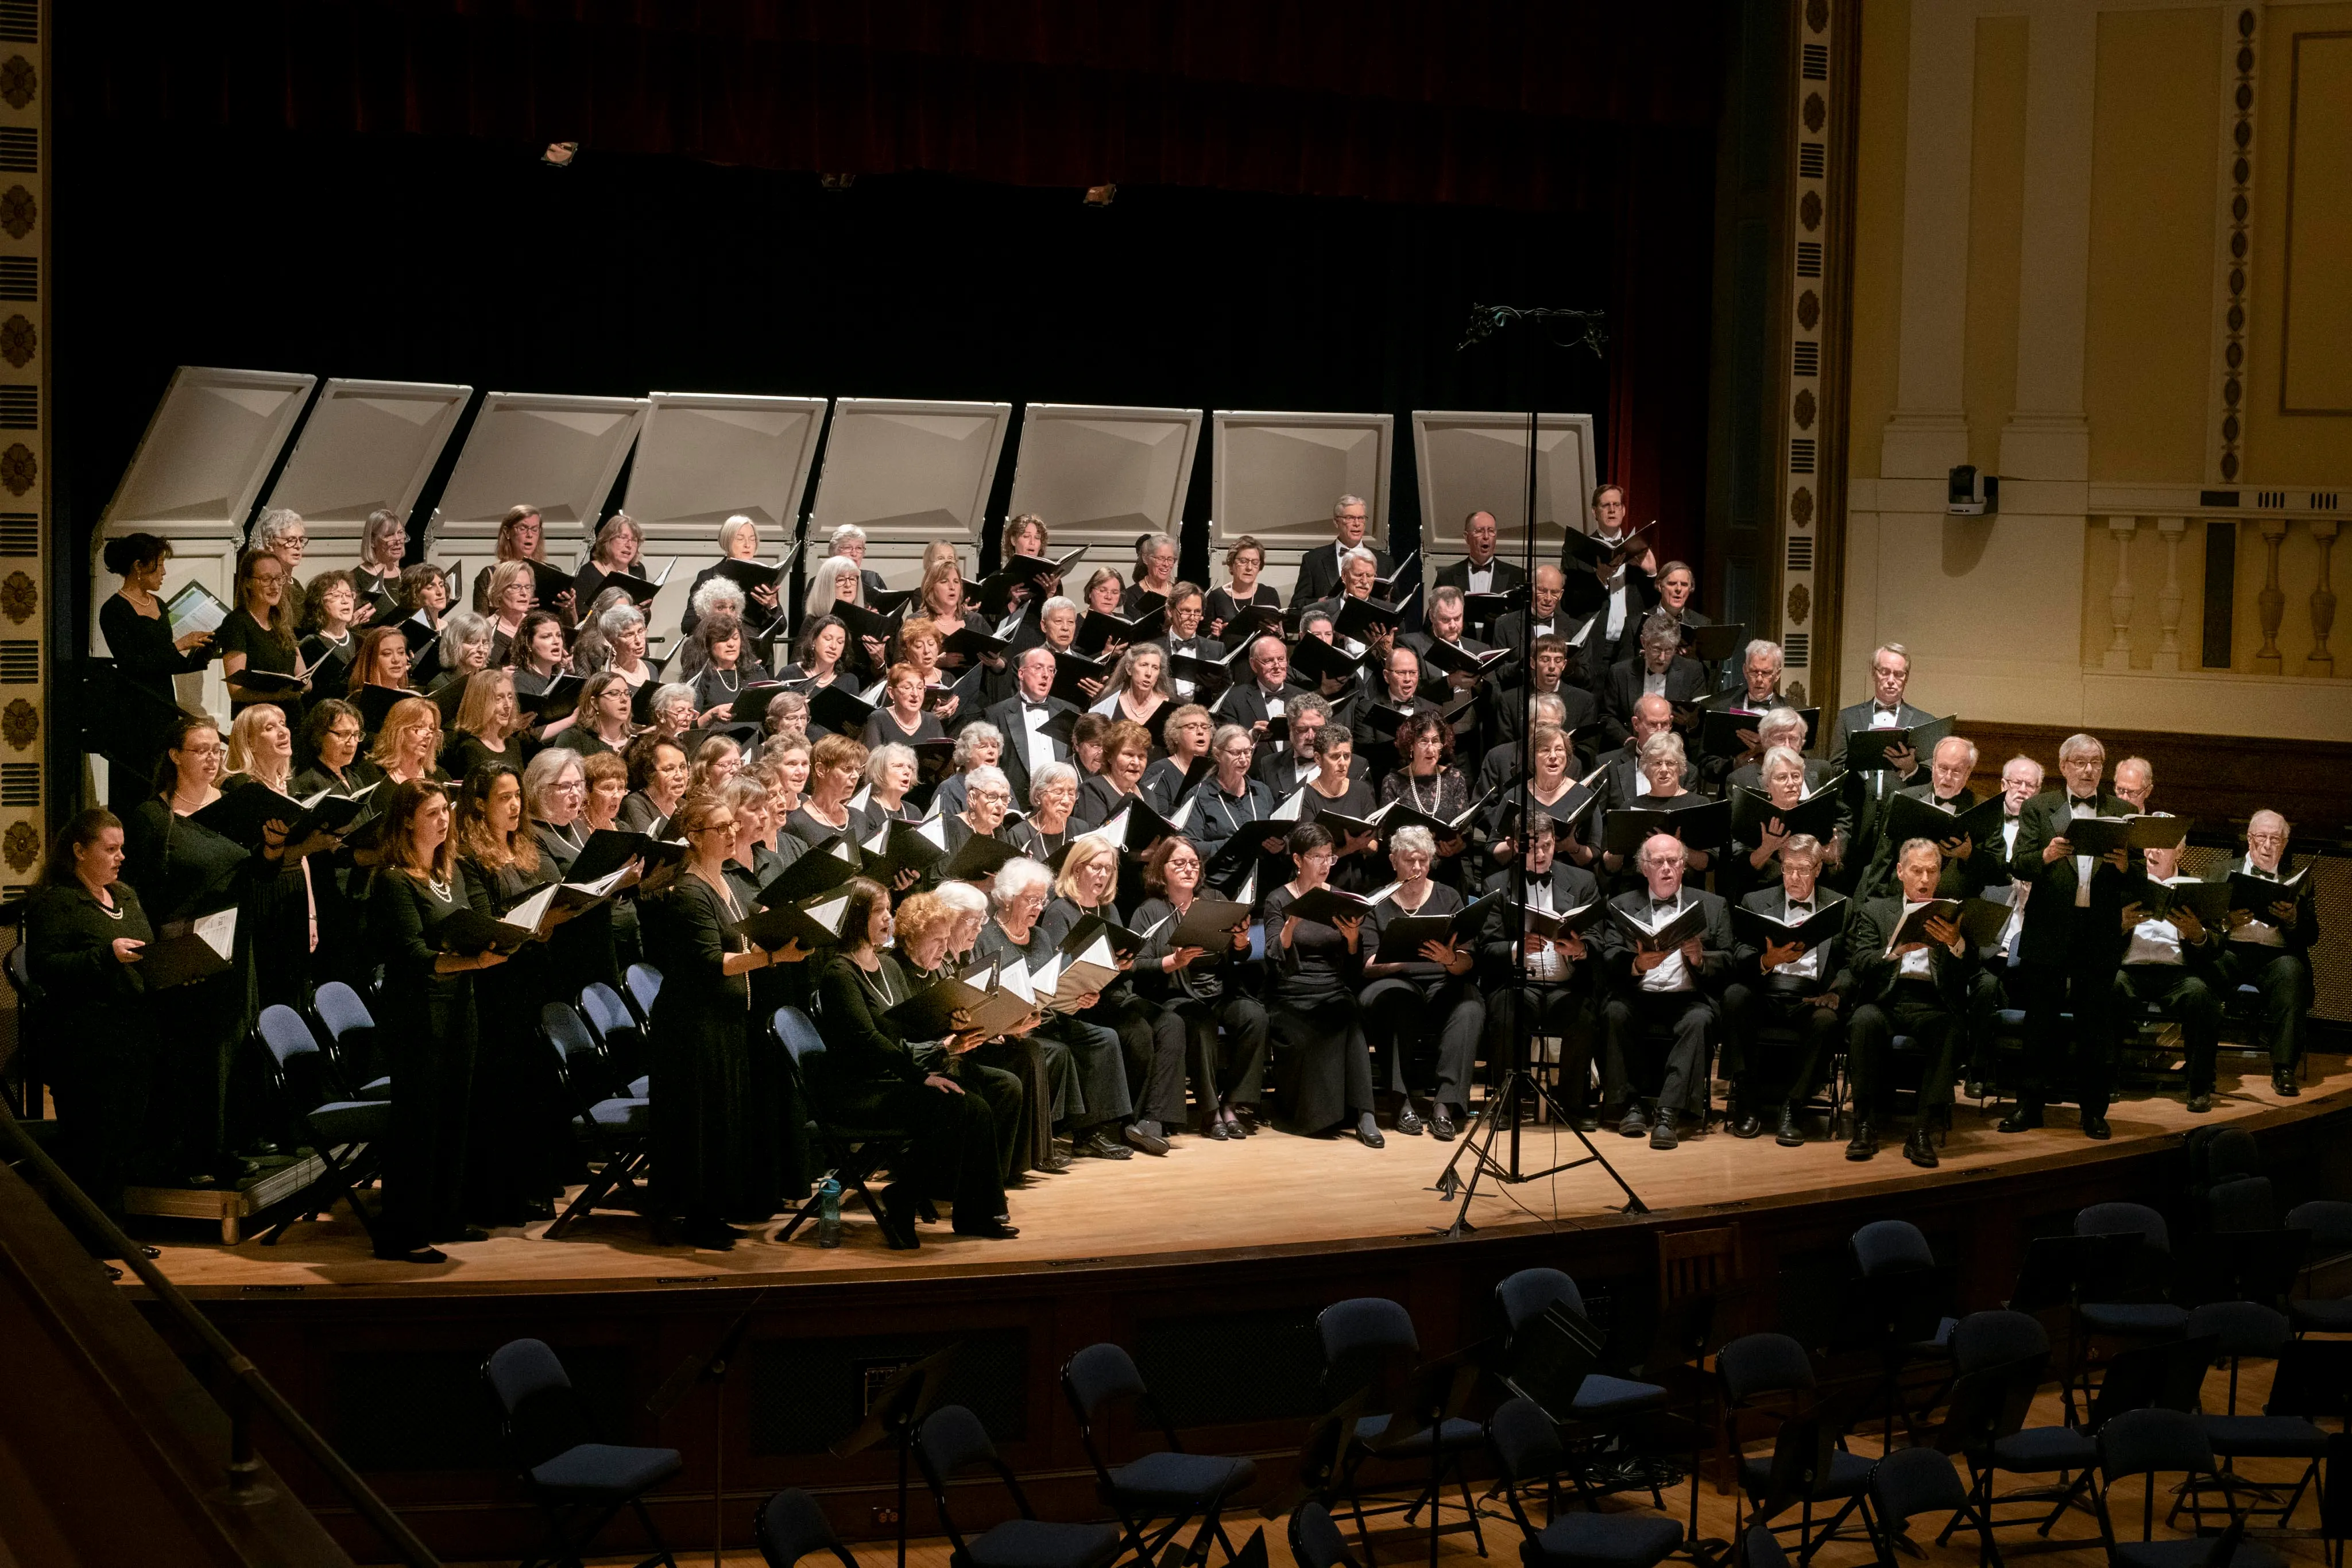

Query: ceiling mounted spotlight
[541,141,579,168]
[1083,183,1117,206]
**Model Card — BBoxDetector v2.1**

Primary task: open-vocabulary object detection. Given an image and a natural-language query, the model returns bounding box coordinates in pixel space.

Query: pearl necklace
[1407,772,1441,812]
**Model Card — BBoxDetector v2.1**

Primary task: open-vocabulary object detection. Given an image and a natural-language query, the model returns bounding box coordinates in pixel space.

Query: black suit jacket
[984,693,1077,806]
[2009,788,2135,966]
[1854,783,1996,901]
[1476,861,1601,982]
[2221,854,2320,958]
[1291,541,1394,609]
[1218,680,1313,750]
[1843,895,1979,1011]
[1592,887,1732,997]
[1732,886,1854,998]
[1436,556,1529,640]
[1599,656,1709,748]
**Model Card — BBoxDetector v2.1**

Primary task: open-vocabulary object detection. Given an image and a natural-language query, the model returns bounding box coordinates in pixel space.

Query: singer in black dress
[1128,837,1267,1139]
[96,532,214,808]
[1261,823,1380,1145]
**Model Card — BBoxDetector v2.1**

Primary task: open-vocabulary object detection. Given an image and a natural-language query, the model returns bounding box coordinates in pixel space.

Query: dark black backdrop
[59,121,1627,589]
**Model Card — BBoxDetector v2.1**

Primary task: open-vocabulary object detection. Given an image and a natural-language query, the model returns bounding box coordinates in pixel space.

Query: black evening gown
[25,880,157,1226]
[1261,882,1374,1132]
[370,866,489,1246]
[641,873,761,1226]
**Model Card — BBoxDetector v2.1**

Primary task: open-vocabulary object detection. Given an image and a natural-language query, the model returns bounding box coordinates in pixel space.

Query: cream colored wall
[1842,0,2351,742]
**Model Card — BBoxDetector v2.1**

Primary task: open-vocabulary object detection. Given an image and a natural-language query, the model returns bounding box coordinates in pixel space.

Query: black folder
[1602,797,1732,855]
[1843,714,1959,772]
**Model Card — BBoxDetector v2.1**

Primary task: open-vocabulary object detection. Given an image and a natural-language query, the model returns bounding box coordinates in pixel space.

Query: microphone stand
[646,1287,776,1568]
[1432,304,1645,1231]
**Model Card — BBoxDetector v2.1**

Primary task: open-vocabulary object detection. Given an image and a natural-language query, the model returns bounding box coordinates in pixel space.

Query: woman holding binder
[1377,713,1473,890]
[1263,822,1380,1146]
[369,697,448,787]
[216,548,308,719]
[1130,835,1266,1140]
[369,778,506,1262]
[470,504,574,628]
[1597,731,1714,881]
[891,891,1027,1187]
[1037,835,1180,1153]
[1725,745,1818,905]
[618,735,691,835]
[863,664,947,751]
[297,570,359,702]
[812,876,1015,1241]
[1355,825,1484,1140]
[441,669,532,783]
[98,532,217,805]
[687,611,773,725]
[27,808,159,1235]
[293,699,382,798]
[558,672,636,760]
[351,508,408,622]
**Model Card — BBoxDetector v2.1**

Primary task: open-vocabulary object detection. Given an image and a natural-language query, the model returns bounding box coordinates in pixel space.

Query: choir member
[1481,695,1570,819]
[1354,646,1437,767]
[26,809,158,1236]
[298,570,360,702]
[682,515,782,640]
[1559,483,1656,643]
[368,778,507,1261]
[1141,706,1211,814]
[471,504,574,625]
[248,508,310,577]
[1007,761,1080,864]
[1131,835,1267,1138]
[582,750,629,834]
[370,696,448,786]
[396,562,451,633]
[1855,735,1986,900]
[782,614,855,699]
[1593,833,1731,1150]
[1724,744,1821,904]
[1403,585,1494,715]
[690,734,745,796]
[864,663,946,749]
[1081,566,1131,633]
[509,610,573,722]
[2117,835,2224,1113]
[974,858,1127,1164]
[1844,839,1979,1166]
[806,555,887,674]
[347,626,417,718]
[524,746,591,874]
[559,672,636,759]
[2222,810,2318,1097]
[862,742,925,832]
[1038,836,1182,1152]
[1256,695,1330,796]
[1721,833,1847,1147]
[1126,532,1178,613]
[351,506,408,621]
[1295,727,1382,874]
[1291,495,1392,609]
[2112,756,2155,812]
[1187,723,1275,862]
[599,603,655,690]
[1494,632,1599,754]
[986,646,1077,803]
[1492,563,1574,684]
[1263,823,1380,1145]
[1097,645,1173,736]
[2003,733,2132,1139]
[1204,535,1279,638]
[992,513,1062,622]
[645,684,700,750]
[1221,634,1310,754]
[443,668,528,780]
[1597,615,1704,749]
[1073,719,1154,832]
[642,789,804,1249]
[1599,733,1712,878]
[919,562,995,677]
[891,617,960,724]
[829,522,891,601]
[431,611,495,703]
[1070,714,1110,778]
[788,733,866,846]
[572,511,644,610]
[98,533,216,803]
[1475,810,1600,1125]
[1833,641,1933,880]
[1723,707,1833,797]
[889,891,1027,1184]
[1434,509,1527,607]
[217,548,308,717]
[224,703,298,796]
[933,722,1003,818]
[620,734,691,834]
[1962,754,2046,1101]
[684,578,749,653]
[294,698,382,797]
[1158,583,1224,703]
[483,560,537,664]
[943,764,1014,866]
[1376,713,1472,881]
[1358,826,1486,1139]
[763,690,811,749]
[947,874,1059,1175]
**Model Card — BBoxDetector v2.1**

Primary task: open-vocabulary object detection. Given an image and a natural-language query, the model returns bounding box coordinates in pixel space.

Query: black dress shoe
[1038,1148,1074,1173]
[1734,1112,1763,1139]
[1649,1113,1679,1151]
[2083,1115,2111,1140]
[1903,1127,1938,1168]
[1617,1104,1650,1139]
[2274,1070,2301,1098]
[1429,1109,1457,1141]
[1394,1104,1427,1136]
[1965,1078,1986,1101]
[2187,1093,2214,1114]
[1997,1104,2044,1133]
[520,1197,556,1222]
[1200,1116,1231,1141]
[103,1263,123,1280]
[1846,1122,1878,1161]
[1076,1129,1133,1160]
[1355,1112,1386,1149]
[1776,1108,1805,1147]
[1572,1110,1601,1133]
[1122,1122,1171,1156]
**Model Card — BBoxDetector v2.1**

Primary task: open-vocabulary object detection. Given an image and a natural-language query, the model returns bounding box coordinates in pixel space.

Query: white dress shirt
[2233,858,2288,948]
[1895,903,1937,979]
[1524,878,1567,982]
[2123,877,2189,967]
[1467,559,1494,594]
[1637,895,1695,993]
[2069,797,2099,908]
[1770,897,1826,980]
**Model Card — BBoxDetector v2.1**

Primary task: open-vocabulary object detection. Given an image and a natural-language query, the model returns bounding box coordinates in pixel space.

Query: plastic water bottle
[817,1177,842,1248]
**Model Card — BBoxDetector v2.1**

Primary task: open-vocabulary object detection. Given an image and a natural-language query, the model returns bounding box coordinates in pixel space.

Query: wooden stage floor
[136,1058,2350,1298]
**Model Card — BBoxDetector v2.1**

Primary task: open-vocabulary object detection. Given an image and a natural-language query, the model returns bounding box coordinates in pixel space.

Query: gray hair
[1782,833,1823,863]
[829,523,868,552]
[521,746,585,818]
[1638,611,1682,649]
[866,741,915,789]
[364,506,404,549]
[804,554,862,617]
[651,681,696,721]
[991,856,1054,912]
[1761,744,1808,781]
[1390,824,1437,859]
[1744,639,1785,670]
[1637,729,1686,768]
[439,609,491,664]
[1937,734,1982,770]
[1039,595,1080,622]
[1029,760,1078,806]
[1290,692,1333,725]
[1339,545,1378,571]
[1212,723,1254,754]
[597,601,647,641]
[249,506,305,552]
[936,879,989,916]
[964,764,1011,800]
[1332,494,1368,521]
[719,514,759,555]
[951,721,1004,770]
[1530,693,1567,726]
[2057,732,2105,764]
[1430,585,1464,613]
[690,575,748,622]
[1757,706,1808,745]
[1134,532,1175,567]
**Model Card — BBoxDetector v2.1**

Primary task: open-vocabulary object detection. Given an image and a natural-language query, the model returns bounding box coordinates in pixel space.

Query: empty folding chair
[1494,1267,1671,1507]
[1486,1396,1684,1568]
[581,982,651,1098]
[915,1404,1121,1568]
[1290,1501,1361,1568]
[1851,1219,1958,1442]
[1316,1296,1487,1565]
[1717,1332,1875,1563]
[1870,1444,1995,1568]
[540,1002,652,1241]
[1063,1342,1256,1567]
[312,979,390,1099]
[252,1004,392,1247]
[755,1488,857,1568]
[484,1337,683,1568]
[2285,1201,2352,1335]
[625,962,663,1027]
[2092,1408,2283,1568]
[2185,1307,2329,1528]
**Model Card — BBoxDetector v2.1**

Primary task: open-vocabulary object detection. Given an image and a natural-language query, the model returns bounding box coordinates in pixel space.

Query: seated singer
[2116,835,2225,1114]
[1593,833,1731,1150]
[1722,833,1849,1148]
[2222,810,2318,1098]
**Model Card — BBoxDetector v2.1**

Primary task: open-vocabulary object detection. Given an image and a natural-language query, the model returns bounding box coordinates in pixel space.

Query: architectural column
[2152,517,2187,672]
[2103,517,2139,671]
[1880,0,1976,478]
[1999,4,2098,482]
[2256,516,2288,672]
[2311,520,2339,676]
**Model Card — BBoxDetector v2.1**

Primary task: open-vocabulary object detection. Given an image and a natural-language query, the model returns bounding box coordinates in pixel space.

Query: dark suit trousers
[1847,979,1962,1117]
[1085,993,1187,1126]
[1600,988,1715,1117]
[2018,949,2118,1116]
[1721,979,1842,1109]
[1359,975,1487,1110]
[2221,944,2310,1067]
[1486,981,1592,1109]
[2113,963,2222,1095]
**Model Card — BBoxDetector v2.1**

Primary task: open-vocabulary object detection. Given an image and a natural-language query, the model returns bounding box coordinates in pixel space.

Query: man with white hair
[2003,733,2133,1138]
[1599,613,1708,750]
[1832,641,1934,885]
[1697,640,1791,791]
[982,646,1078,804]
[2221,810,2319,1097]
[2111,756,2155,813]
[2114,834,2226,1113]
[1960,754,2047,1099]
[1218,633,1312,754]
[1291,494,1394,608]
[1844,837,1979,1167]
[1592,831,1732,1149]
[1856,733,1985,900]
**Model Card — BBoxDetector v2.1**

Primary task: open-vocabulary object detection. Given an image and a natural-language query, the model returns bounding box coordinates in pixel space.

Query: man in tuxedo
[1436,509,1527,638]
[1697,640,1790,791]
[1496,634,1602,756]
[1494,563,1574,678]
[2221,810,2318,1097]
[1256,694,1331,796]
[2112,756,2154,812]
[1832,641,1933,889]
[1353,644,1440,767]
[1403,587,1496,756]
[1155,583,1227,703]
[1477,811,1603,1126]
[1961,754,2044,1099]
[1599,614,1709,749]
[1560,482,1657,645]
[984,646,1077,805]
[1844,838,1980,1167]
[2117,836,2227,1113]
[2002,733,2134,1138]
[1217,634,1310,754]
[1722,834,1850,1147]
[1593,833,1732,1150]
[1290,494,1393,608]
[1855,735,1986,900]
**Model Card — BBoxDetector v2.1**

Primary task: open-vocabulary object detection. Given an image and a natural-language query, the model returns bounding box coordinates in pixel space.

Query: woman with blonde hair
[218,547,307,717]
[1038,834,1183,1153]
[225,703,297,795]
[353,506,408,620]
[483,559,537,664]
[443,667,526,780]
[864,661,946,750]
[369,696,447,785]
[562,670,636,759]
[757,735,812,823]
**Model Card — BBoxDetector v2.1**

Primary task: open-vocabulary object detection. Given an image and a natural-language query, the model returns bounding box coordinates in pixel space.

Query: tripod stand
[1431,302,1645,1234]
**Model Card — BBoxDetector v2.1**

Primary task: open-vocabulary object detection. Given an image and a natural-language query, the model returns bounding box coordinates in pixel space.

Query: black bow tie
[1651,899,1680,916]
[2071,797,2098,810]
[1023,702,1049,714]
